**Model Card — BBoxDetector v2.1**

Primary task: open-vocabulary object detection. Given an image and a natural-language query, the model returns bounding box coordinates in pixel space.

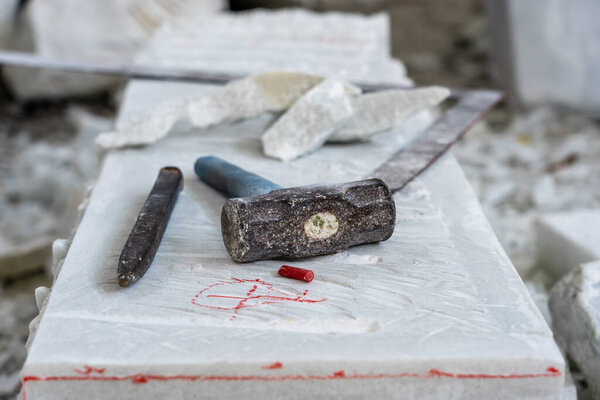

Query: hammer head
[221,179,395,262]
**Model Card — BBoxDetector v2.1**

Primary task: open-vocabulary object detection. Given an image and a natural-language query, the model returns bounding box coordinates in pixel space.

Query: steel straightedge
[370,89,503,192]
[117,167,183,287]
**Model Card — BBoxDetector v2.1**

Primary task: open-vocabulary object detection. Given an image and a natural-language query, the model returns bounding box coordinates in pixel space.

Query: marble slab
[20,79,564,399]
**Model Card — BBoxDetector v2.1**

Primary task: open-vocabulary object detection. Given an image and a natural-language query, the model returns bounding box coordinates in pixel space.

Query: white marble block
[19,79,565,399]
[549,261,600,397]
[535,210,600,280]
[484,0,600,114]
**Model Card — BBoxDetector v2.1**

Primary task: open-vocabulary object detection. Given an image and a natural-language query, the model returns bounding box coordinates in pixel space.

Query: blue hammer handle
[194,156,282,198]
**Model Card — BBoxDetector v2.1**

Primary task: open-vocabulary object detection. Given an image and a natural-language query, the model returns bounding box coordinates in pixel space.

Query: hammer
[194,156,396,262]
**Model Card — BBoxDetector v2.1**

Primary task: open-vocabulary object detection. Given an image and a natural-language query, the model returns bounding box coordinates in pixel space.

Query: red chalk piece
[278,265,314,282]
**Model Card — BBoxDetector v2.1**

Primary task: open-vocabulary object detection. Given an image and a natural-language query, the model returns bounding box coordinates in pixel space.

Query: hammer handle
[194,156,282,198]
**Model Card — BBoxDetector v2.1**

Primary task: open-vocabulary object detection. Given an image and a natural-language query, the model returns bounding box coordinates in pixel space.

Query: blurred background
[0,0,599,399]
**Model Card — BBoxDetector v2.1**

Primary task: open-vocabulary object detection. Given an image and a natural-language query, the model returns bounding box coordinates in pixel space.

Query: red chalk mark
[191,278,325,320]
[332,370,346,378]
[21,366,562,399]
[73,365,106,375]
[262,362,283,370]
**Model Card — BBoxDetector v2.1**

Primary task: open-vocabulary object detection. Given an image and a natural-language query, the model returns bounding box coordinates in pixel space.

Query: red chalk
[278,265,314,282]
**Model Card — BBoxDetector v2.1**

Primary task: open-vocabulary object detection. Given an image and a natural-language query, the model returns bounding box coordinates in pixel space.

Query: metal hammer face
[195,157,396,262]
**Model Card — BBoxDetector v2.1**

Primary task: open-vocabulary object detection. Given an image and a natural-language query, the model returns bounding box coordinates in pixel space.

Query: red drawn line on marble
[191,278,325,321]
[73,365,106,375]
[261,362,283,370]
[21,367,562,400]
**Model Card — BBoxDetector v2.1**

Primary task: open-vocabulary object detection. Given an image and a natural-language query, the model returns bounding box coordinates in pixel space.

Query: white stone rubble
[97,72,448,159]
[330,86,450,142]
[96,71,341,149]
[536,210,600,281]
[453,108,600,277]
[261,77,354,161]
[549,261,600,397]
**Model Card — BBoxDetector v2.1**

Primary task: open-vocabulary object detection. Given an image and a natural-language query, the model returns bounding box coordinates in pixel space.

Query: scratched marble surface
[21,81,564,399]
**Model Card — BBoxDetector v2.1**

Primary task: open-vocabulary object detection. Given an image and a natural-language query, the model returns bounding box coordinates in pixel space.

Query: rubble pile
[455,107,600,277]
[0,104,113,274]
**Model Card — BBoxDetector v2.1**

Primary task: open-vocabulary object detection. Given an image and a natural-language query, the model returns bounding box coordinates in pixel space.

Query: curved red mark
[191,278,325,320]
[262,362,283,370]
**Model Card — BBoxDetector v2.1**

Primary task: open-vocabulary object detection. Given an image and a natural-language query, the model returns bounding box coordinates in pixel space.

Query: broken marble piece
[329,86,450,142]
[187,71,331,128]
[96,71,361,149]
[20,79,565,400]
[96,99,187,149]
[549,261,600,397]
[535,209,600,281]
[262,77,354,161]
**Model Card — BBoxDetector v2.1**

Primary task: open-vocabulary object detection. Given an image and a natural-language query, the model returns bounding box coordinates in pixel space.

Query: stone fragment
[329,86,450,142]
[95,99,188,149]
[187,71,329,128]
[549,261,600,397]
[261,77,354,161]
[535,210,600,280]
[34,287,50,311]
[0,238,52,279]
[97,71,361,149]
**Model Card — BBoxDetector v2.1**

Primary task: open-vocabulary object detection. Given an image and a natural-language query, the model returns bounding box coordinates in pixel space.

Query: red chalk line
[191,278,325,320]
[22,366,562,399]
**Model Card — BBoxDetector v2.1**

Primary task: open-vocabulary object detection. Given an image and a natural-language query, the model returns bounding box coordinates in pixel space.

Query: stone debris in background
[329,86,450,142]
[0,274,46,399]
[262,77,354,161]
[535,210,600,282]
[142,9,411,87]
[549,261,600,398]
[2,0,224,99]
[0,0,18,49]
[453,107,600,277]
[0,105,113,279]
[485,0,600,114]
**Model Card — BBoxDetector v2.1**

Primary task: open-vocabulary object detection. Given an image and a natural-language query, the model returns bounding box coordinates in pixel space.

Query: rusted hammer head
[221,179,395,262]
[195,156,396,262]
